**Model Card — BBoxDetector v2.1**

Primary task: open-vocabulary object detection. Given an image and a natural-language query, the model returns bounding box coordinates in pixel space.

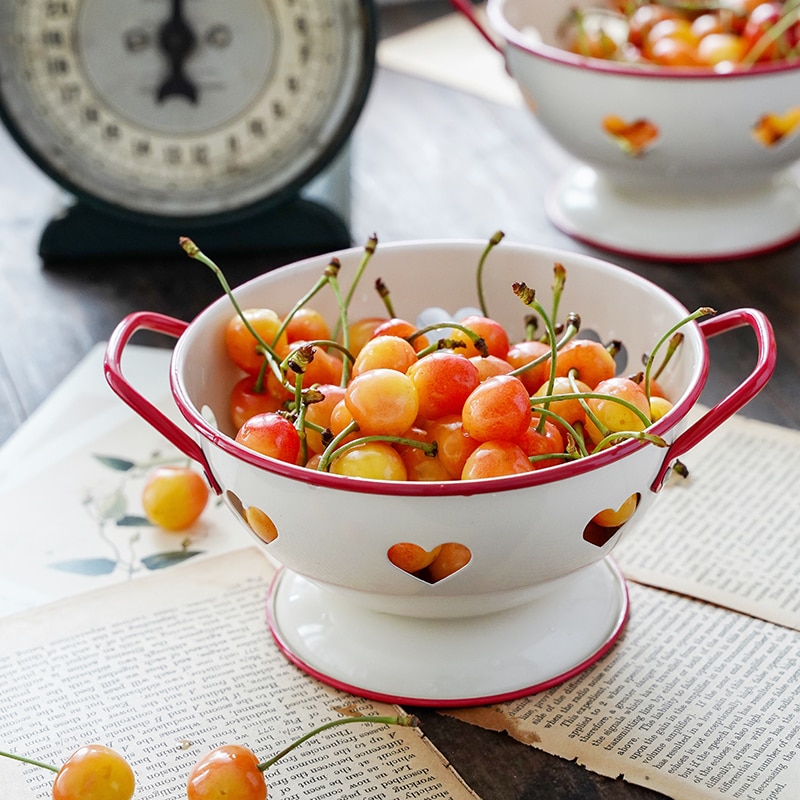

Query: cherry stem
[253,357,269,395]
[513,279,580,434]
[343,233,378,312]
[180,236,282,372]
[322,434,437,472]
[531,405,589,457]
[257,714,419,772]
[531,390,653,430]
[476,230,504,317]
[271,271,333,347]
[324,265,352,386]
[549,262,567,331]
[651,332,683,382]
[593,430,668,452]
[643,307,715,400]
[409,321,489,357]
[317,419,360,471]
[567,368,610,439]
[0,749,59,773]
[375,277,396,318]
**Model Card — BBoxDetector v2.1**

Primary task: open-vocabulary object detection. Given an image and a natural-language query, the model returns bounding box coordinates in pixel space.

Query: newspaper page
[0,548,478,800]
[614,414,800,631]
[450,581,800,800]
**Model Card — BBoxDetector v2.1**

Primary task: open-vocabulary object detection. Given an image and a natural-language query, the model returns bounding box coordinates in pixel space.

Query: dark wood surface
[1,3,798,798]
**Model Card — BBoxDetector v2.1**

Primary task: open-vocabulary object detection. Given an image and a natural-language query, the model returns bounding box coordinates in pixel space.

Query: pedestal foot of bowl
[267,557,629,707]
[547,163,800,262]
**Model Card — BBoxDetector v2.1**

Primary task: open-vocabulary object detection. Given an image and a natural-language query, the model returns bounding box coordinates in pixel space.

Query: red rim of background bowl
[487,0,800,81]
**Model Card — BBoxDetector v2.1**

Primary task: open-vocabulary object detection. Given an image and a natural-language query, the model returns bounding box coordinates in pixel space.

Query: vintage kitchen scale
[0,0,377,259]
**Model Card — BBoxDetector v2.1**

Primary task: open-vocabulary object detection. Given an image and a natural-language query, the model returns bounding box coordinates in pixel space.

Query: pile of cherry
[195,234,708,487]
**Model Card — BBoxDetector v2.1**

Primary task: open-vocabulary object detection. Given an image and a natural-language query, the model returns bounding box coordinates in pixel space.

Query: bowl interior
[172,240,705,484]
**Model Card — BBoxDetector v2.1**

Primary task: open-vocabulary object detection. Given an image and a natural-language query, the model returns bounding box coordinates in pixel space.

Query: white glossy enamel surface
[488,0,800,259]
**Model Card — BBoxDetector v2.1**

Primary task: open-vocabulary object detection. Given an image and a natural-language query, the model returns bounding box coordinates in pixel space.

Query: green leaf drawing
[141,551,203,570]
[50,557,118,575]
[116,514,152,527]
[93,454,137,471]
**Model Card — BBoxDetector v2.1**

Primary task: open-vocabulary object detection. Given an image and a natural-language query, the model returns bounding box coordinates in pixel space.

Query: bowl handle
[448,0,503,51]
[104,311,222,494]
[651,308,776,492]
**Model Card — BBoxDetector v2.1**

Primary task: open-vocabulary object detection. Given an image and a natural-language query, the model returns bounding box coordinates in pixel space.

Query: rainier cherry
[427,542,472,581]
[516,416,565,468]
[187,744,265,800]
[461,441,534,479]
[283,307,331,343]
[425,414,480,479]
[351,335,417,377]
[532,376,592,436]
[406,352,480,420]
[344,368,419,437]
[302,384,346,454]
[225,309,288,374]
[553,338,616,389]
[506,340,552,394]
[448,314,510,359]
[371,317,430,352]
[584,377,651,442]
[187,715,418,800]
[329,441,408,481]
[142,466,209,531]
[0,744,135,800]
[461,375,532,442]
[235,412,301,464]
[230,376,283,430]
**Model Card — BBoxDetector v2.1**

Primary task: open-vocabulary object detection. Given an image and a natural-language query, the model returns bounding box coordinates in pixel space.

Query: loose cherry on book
[0,743,135,800]
[0,715,419,800]
[186,714,419,800]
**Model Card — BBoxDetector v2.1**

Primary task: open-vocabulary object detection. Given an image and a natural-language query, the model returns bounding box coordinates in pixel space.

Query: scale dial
[0,0,376,222]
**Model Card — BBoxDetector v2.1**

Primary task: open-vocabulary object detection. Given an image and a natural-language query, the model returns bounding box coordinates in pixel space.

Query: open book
[450,415,800,799]
[1,344,798,799]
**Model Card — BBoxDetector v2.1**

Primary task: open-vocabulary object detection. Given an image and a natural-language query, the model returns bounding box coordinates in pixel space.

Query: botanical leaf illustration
[50,557,118,575]
[93,455,137,472]
[141,551,203,570]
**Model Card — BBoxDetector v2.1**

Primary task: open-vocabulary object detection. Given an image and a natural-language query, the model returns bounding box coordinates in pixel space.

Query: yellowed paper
[616,415,800,630]
[0,548,478,800]
[377,7,523,107]
[450,581,800,800]
[0,411,248,616]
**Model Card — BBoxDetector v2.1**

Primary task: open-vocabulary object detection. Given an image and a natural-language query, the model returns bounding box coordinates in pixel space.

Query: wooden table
[0,3,798,798]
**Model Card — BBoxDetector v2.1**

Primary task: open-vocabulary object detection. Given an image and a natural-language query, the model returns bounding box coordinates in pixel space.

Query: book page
[614,414,800,630]
[0,412,249,616]
[0,548,478,800]
[449,581,800,800]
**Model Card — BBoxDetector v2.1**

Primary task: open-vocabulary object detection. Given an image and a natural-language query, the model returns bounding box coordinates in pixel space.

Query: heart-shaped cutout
[226,491,279,544]
[583,492,640,547]
[602,115,659,156]
[752,106,800,147]
[388,542,471,583]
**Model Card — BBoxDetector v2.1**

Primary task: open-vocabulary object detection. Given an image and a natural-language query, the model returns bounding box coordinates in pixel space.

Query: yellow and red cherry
[52,744,136,800]
[462,375,532,443]
[225,309,288,375]
[235,412,301,464]
[142,466,209,531]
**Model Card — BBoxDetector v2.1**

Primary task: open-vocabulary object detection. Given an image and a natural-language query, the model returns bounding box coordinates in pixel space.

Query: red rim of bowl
[487,0,800,81]
[170,240,710,498]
